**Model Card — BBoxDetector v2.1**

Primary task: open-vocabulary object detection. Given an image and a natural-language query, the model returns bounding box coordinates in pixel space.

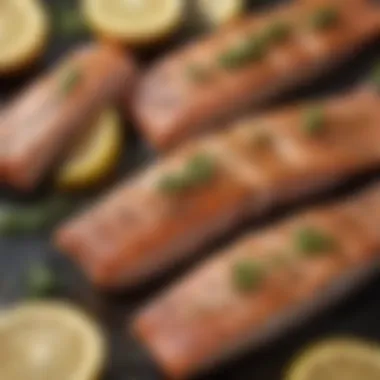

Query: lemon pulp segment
[287,338,380,380]
[82,0,185,45]
[0,0,49,72]
[0,301,106,380]
[57,108,123,190]
[197,0,244,26]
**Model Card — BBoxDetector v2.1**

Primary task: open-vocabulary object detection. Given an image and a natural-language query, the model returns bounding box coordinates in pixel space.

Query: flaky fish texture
[132,0,380,150]
[56,87,380,288]
[0,44,136,190]
[133,183,380,379]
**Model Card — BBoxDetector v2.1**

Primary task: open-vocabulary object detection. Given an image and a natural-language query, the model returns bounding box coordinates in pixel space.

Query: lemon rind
[0,0,50,74]
[286,337,380,380]
[82,0,185,46]
[56,108,123,191]
[0,301,106,380]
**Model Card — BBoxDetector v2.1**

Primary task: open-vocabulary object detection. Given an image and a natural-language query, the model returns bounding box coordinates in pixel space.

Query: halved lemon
[82,0,185,46]
[197,0,244,27]
[0,0,49,74]
[0,301,106,380]
[286,338,380,380]
[57,108,123,190]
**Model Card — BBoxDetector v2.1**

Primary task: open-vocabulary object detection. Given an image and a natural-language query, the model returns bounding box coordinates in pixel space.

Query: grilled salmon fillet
[0,44,136,190]
[55,87,380,288]
[133,183,380,379]
[132,0,380,150]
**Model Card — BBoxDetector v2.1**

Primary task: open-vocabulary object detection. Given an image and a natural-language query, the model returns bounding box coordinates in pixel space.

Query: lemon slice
[0,301,106,380]
[197,0,244,27]
[0,0,49,73]
[82,0,185,46]
[57,108,123,190]
[287,338,380,380]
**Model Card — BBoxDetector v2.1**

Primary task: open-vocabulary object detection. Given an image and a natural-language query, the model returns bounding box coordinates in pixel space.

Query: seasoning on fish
[232,259,266,292]
[133,183,380,379]
[294,227,336,256]
[55,87,380,288]
[262,21,292,45]
[132,0,380,150]
[303,106,325,136]
[309,6,339,30]
[0,44,136,191]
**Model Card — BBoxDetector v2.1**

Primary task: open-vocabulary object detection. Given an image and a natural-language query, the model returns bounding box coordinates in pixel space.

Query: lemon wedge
[286,338,380,380]
[0,301,106,380]
[0,0,49,73]
[82,0,185,46]
[57,108,123,190]
[197,0,244,27]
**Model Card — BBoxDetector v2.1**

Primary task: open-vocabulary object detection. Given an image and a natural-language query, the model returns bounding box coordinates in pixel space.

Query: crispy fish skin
[132,0,380,150]
[133,184,380,379]
[0,44,136,191]
[55,88,380,288]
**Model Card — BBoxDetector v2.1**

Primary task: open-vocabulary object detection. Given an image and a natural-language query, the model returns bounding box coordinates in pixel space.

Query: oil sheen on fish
[55,87,380,288]
[132,0,380,150]
[133,183,380,379]
[0,44,136,190]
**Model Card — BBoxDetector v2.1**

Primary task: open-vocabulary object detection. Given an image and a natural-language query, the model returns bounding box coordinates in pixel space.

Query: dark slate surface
[0,1,379,379]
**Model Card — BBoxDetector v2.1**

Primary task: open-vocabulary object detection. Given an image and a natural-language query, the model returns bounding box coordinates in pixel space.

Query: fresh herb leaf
[232,260,265,292]
[27,264,59,298]
[310,7,339,30]
[295,227,335,256]
[157,154,216,195]
[303,106,325,136]
[185,154,215,185]
[0,197,74,236]
[54,7,87,37]
[218,36,265,69]
[157,174,190,194]
[262,21,292,45]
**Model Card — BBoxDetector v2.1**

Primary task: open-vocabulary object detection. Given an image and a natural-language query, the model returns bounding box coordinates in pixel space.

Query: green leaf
[303,106,325,136]
[27,264,59,298]
[310,7,339,30]
[295,227,335,256]
[232,259,265,292]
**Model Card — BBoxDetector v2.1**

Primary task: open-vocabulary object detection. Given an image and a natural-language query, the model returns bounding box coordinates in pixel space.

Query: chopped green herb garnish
[0,197,74,237]
[303,106,325,136]
[157,174,190,194]
[295,227,335,256]
[61,67,82,95]
[232,260,265,292]
[54,7,88,37]
[158,154,216,195]
[262,21,292,45]
[371,63,380,91]
[185,154,215,185]
[218,36,265,69]
[310,7,339,30]
[27,264,59,298]
[186,64,212,83]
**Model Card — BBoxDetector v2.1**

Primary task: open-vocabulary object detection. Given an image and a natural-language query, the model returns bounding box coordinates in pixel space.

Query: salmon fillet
[55,87,380,288]
[0,44,136,190]
[133,183,380,379]
[132,0,380,150]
